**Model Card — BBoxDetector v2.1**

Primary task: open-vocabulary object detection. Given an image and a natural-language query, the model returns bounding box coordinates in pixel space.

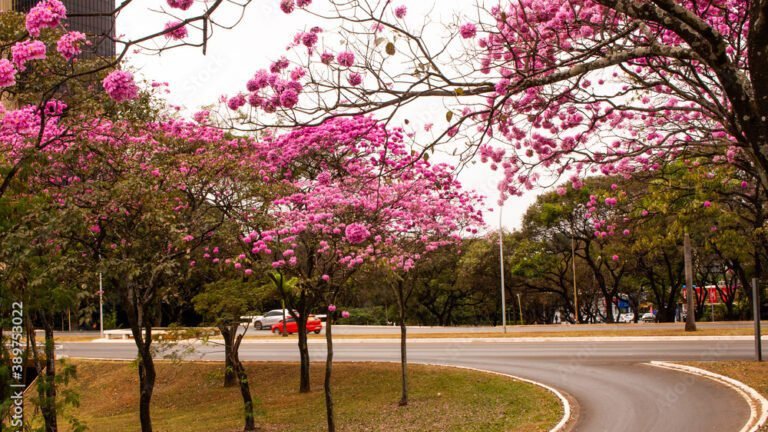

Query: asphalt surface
[58,338,763,432]
[54,320,766,338]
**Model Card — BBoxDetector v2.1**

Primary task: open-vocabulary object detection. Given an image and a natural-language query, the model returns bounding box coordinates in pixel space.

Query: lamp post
[499,206,507,333]
[572,236,578,324]
[753,278,762,362]
[96,251,104,338]
[98,271,104,338]
[566,207,579,324]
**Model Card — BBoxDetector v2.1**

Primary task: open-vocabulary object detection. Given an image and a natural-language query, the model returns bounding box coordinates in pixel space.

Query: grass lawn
[35,360,561,432]
[684,361,768,432]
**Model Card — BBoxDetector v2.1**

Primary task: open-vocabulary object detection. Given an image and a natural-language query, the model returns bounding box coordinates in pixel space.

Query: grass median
[36,360,561,432]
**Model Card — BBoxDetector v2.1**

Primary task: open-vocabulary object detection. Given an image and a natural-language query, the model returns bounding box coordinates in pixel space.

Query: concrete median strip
[649,361,768,432]
[89,335,767,344]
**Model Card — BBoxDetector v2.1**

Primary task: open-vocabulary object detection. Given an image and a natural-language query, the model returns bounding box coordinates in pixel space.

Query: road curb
[414,362,574,432]
[649,361,768,432]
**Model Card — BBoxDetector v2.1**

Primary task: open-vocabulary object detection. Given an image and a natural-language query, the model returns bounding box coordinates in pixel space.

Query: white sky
[118,0,544,230]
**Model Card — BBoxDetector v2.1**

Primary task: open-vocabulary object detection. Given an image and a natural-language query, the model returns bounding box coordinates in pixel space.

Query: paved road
[53,320,766,339]
[59,338,762,432]
[241,321,766,336]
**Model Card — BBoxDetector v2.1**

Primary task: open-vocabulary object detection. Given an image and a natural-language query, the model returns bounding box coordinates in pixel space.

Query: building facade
[7,0,116,57]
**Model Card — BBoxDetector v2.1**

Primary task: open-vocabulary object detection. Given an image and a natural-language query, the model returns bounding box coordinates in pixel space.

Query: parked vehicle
[271,316,323,335]
[618,313,635,323]
[244,309,294,330]
[640,312,656,323]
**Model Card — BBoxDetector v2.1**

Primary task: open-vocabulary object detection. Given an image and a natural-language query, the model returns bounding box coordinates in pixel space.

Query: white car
[245,309,293,330]
[618,313,635,323]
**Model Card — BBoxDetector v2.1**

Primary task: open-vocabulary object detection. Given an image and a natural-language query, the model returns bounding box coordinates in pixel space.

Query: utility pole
[684,232,697,332]
[572,236,579,324]
[499,207,507,333]
[754,278,762,362]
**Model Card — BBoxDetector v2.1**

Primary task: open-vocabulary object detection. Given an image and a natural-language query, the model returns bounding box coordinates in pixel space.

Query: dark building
[13,0,116,57]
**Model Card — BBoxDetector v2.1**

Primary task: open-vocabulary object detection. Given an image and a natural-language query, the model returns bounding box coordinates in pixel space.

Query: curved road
[59,339,761,432]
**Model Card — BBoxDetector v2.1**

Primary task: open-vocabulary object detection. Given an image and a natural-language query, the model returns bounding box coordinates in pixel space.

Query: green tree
[193,278,274,432]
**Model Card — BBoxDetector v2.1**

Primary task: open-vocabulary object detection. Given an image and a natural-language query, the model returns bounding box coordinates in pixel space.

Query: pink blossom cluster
[0,60,17,88]
[236,66,304,111]
[280,0,311,14]
[345,223,370,244]
[102,70,140,103]
[336,51,355,67]
[290,26,322,51]
[0,101,68,168]
[459,23,477,39]
[3,0,108,91]
[25,0,66,37]
[56,31,87,61]
[164,21,189,40]
[11,40,47,71]
[167,0,194,10]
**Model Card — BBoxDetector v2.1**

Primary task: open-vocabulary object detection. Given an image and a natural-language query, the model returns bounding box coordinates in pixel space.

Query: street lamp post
[753,278,762,362]
[96,251,104,338]
[99,271,104,338]
[572,236,578,324]
[499,207,507,333]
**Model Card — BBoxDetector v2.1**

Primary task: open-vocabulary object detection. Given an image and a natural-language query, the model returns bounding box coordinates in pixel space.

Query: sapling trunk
[296,313,311,393]
[42,318,58,432]
[398,308,408,407]
[231,333,257,432]
[137,343,156,432]
[324,312,336,432]
[222,326,237,387]
[395,280,409,406]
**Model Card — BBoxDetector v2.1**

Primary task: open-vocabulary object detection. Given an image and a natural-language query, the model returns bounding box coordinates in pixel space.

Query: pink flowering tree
[372,172,484,407]
[226,116,482,431]
[230,0,768,208]
[42,115,260,432]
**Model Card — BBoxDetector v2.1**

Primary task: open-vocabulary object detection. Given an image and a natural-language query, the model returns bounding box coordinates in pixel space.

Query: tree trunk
[724,298,736,320]
[221,326,237,387]
[324,313,335,432]
[138,344,156,432]
[296,314,311,393]
[603,294,615,323]
[684,233,697,332]
[398,309,408,407]
[231,340,257,432]
[41,317,58,432]
[28,315,58,432]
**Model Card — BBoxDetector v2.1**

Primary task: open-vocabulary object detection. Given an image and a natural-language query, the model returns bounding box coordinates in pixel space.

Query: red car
[271,316,323,335]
